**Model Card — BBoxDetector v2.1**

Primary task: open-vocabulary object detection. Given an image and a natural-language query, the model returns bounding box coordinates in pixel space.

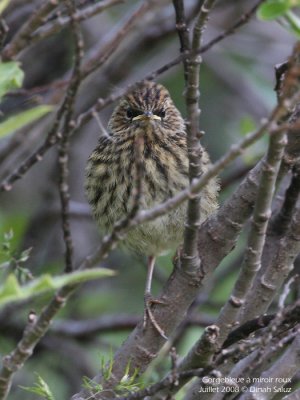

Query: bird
[85,81,219,338]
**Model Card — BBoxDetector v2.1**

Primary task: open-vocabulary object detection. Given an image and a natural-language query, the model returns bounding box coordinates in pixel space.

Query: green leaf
[0,105,53,139]
[282,10,300,37]
[0,61,24,100]
[0,268,115,308]
[20,373,56,400]
[257,0,290,20]
[1,274,22,298]
[82,376,103,393]
[52,268,115,287]
[0,0,10,14]
[19,247,32,263]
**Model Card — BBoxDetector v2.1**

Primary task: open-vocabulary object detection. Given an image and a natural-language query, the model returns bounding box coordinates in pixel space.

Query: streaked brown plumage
[85,81,218,336]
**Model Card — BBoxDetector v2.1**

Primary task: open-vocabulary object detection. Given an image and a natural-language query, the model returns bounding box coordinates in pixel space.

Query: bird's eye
[154,109,166,118]
[126,108,142,119]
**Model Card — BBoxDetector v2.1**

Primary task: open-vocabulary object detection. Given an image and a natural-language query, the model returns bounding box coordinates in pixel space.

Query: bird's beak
[132,111,161,122]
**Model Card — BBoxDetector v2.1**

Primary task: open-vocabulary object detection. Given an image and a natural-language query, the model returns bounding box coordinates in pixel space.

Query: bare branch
[0,285,77,398]
[180,0,217,274]
[172,0,190,82]
[1,0,59,60]
[166,0,218,295]
[214,131,286,346]
[32,0,123,44]
[239,204,300,323]
[239,334,300,400]
[57,0,84,273]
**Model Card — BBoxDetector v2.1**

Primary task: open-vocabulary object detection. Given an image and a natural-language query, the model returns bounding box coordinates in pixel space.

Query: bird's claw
[143,292,168,340]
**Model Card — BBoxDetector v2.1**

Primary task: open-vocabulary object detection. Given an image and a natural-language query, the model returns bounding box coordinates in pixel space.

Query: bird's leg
[143,255,167,339]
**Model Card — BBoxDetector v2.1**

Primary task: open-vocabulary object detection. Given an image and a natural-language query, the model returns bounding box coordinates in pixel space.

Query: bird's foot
[143,292,168,340]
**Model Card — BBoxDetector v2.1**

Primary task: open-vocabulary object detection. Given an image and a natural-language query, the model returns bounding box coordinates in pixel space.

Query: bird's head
[108,81,185,134]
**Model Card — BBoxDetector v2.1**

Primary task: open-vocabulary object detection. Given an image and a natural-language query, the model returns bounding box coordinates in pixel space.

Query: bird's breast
[85,132,188,232]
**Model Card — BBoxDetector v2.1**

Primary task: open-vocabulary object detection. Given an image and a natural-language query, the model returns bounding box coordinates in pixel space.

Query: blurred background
[0,0,297,398]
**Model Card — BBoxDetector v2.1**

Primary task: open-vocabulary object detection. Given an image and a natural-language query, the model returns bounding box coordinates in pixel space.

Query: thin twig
[180,0,217,273]
[82,0,155,77]
[278,275,299,310]
[32,0,123,44]
[0,285,77,399]
[92,111,109,137]
[172,0,190,82]
[58,0,84,273]
[1,0,59,60]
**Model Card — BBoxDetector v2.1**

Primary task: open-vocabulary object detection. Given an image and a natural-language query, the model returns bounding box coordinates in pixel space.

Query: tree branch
[1,0,59,60]
[58,0,84,273]
[214,125,286,346]
[180,0,217,274]
[32,0,123,44]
